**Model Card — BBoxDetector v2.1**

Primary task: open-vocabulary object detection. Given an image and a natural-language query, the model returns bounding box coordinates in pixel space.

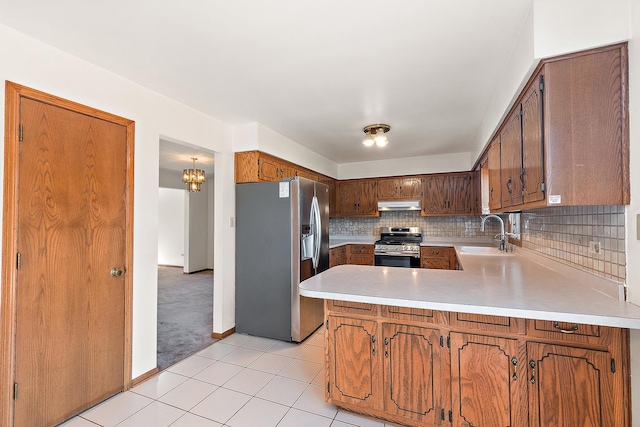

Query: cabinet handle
[506,177,513,194]
[553,321,579,334]
[384,337,389,358]
[529,360,536,384]
[371,335,376,356]
[512,356,518,381]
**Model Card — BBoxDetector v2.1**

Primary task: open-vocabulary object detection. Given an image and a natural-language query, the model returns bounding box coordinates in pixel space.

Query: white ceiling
[0,0,532,165]
[159,139,215,174]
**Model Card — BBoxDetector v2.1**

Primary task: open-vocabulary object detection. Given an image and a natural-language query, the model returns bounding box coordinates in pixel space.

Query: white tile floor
[61,329,401,427]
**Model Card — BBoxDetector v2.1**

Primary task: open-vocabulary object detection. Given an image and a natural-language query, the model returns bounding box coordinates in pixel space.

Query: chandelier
[182,157,206,192]
[362,124,390,147]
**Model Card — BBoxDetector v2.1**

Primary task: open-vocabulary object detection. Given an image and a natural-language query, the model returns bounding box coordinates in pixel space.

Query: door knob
[110,267,124,277]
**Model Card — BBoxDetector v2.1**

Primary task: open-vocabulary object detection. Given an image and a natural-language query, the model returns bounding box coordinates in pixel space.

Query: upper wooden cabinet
[422,172,474,216]
[478,43,629,212]
[377,176,423,200]
[335,180,378,217]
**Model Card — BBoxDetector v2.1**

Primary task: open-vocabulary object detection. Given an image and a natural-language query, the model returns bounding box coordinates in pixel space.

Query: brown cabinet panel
[381,306,448,325]
[326,300,378,316]
[235,151,259,183]
[336,180,378,217]
[522,73,545,204]
[423,173,474,215]
[421,246,455,270]
[329,246,347,268]
[450,312,526,334]
[328,316,380,410]
[347,244,374,266]
[377,177,423,200]
[500,110,523,208]
[488,138,502,211]
[422,175,447,214]
[377,178,399,199]
[544,45,629,206]
[258,154,282,181]
[297,168,318,181]
[527,342,621,427]
[399,177,423,198]
[382,323,448,425]
[450,333,527,427]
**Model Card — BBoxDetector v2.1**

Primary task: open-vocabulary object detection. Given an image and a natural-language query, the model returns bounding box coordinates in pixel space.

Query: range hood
[377,200,422,211]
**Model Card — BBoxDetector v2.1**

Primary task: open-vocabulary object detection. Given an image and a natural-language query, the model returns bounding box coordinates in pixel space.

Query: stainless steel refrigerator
[235,177,329,342]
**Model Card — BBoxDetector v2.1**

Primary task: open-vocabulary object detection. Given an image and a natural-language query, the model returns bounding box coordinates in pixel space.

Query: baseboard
[130,367,159,387]
[184,268,213,274]
[212,327,235,340]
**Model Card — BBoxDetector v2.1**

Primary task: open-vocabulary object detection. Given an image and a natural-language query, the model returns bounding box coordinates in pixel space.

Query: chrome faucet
[481,214,506,251]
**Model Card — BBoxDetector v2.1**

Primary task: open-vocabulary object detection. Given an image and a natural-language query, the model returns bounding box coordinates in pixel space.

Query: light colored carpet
[157,266,215,371]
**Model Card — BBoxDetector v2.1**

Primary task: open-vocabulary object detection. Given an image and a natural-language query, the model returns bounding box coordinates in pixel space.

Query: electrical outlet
[589,241,601,255]
[349,225,356,231]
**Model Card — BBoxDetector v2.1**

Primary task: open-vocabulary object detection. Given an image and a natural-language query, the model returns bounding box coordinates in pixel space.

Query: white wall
[158,188,185,267]
[207,173,215,269]
[0,23,236,378]
[533,0,630,59]
[185,185,210,273]
[338,152,473,180]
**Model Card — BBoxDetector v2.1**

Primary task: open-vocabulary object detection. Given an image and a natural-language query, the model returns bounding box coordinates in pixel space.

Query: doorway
[157,139,215,370]
[0,82,134,427]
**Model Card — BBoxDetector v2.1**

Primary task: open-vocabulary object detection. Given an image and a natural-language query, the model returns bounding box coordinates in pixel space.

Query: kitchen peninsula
[299,247,640,426]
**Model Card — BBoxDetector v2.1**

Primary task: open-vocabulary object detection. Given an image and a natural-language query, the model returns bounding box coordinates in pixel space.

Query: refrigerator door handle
[311,195,321,270]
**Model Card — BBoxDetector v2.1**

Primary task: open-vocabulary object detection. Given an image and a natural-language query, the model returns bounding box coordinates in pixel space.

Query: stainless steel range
[374,227,422,268]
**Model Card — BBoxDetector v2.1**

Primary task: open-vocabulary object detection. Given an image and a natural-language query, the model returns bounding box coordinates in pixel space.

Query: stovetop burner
[375,227,422,255]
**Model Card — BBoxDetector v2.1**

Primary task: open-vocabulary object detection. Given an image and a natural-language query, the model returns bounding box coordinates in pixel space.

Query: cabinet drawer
[326,300,379,316]
[421,246,450,258]
[331,246,346,257]
[381,306,448,325]
[421,257,451,270]
[450,312,526,334]
[349,254,374,266]
[533,320,600,337]
[526,319,613,345]
[349,244,373,254]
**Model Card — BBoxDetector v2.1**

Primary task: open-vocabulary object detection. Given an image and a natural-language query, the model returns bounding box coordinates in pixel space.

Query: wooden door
[258,154,281,181]
[527,342,620,427]
[488,138,502,211]
[423,175,447,214]
[327,316,380,410]
[447,174,473,214]
[450,333,527,427]
[399,177,423,198]
[500,110,523,208]
[382,323,447,425]
[336,181,358,216]
[377,178,400,199]
[358,181,378,215]
[8,90,132,427]
[522,73,545,204]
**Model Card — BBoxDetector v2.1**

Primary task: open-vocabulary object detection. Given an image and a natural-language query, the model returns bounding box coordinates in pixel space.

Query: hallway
[157,266,215,371]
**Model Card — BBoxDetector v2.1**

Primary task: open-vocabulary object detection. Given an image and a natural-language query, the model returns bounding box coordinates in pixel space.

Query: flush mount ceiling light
[362,124,390,147]
[182,157,206,192]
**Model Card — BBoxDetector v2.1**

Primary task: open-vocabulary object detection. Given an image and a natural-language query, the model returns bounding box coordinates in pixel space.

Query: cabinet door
[377,178,400,199]
[450,333,527,427]
[235,151,259,183]
[327,316,380,410]
[423,175,448,214]
[488,138,502,211]
[527,342,621,427]
[421,257,451,270]
[522,73,545,204]
[337,181,359,216]
[399,177,423,198]
[349,253,374,266]
[447,173,473,214]
[358,181,378,215]
[258,155,281,182]
[500,110,523,208]
[382,323,448,425]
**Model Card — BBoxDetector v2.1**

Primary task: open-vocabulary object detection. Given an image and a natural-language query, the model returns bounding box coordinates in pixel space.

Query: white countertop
[301,246,640,329]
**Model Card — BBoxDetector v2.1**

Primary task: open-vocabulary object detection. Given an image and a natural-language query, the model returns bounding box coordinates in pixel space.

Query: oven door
[375,253,420,268]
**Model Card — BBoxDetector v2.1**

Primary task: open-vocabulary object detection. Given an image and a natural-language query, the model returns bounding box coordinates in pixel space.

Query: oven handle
[375,251,420,257]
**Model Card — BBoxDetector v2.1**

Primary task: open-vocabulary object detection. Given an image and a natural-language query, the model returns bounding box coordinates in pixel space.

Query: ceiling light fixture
[182,157,206,192]
[362,124,390,147]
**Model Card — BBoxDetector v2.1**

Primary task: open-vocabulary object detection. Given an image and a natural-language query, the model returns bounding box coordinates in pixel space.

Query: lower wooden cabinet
[347,244,374,266]
[329,246,347,268]
[325,301,630,427]
[450,333,527,427]
[527,342,624,427]
[421,246,457,270]
[383,323,447,425]
[327,316,380,410]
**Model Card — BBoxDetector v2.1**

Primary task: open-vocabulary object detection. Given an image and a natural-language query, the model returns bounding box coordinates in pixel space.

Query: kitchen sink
[459,246,515,256]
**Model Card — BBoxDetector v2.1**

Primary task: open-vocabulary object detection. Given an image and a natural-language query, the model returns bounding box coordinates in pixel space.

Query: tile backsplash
[329,211,500,238]
[330,205,627,283]
[521,205,626,282]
